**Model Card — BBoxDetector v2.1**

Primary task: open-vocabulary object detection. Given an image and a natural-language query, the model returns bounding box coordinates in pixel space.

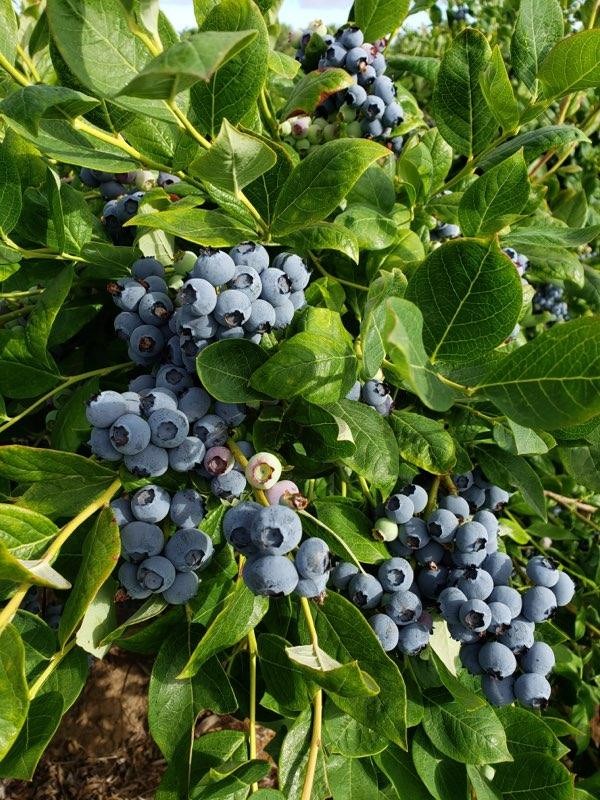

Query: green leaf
[406,240,522,363]
[0,541,70,589]
[389,411,456,474]
[313,593,407,748]
[308,501,388,564]
[323,704,387,757]
[354,0,410,40]
[268,49,300,79]
[197,339,269,403]
[0,626,29,760]
[503,223,600,248]
[480,46,519,132]
[335,205,398,251]
[284,400,355,462]
[412,727,468,800]
[125,205,257,246]
[99,596,168,647]
[271,139,390,235]
[491,752,574,800]
[149,626,236,759]
[286,644,380,698]
[0,0,18,65]
[0,329,61,399]
[361,268,408,378]
[118,30,257,99]
[421,129,453,194]
[0,505,58,560]
[539,29,600,98]
[279,707,330,800]
[58,506,120,647]
[51,378,99,452]
[191,0,269,137]
[387,53,440,81]
[42,646,89,713]
[375,744,431,800]
[323,400,399,495]
[281,222,360,264]
[0,86,100,136]
[281,68,354,118]
[432,28,496,157]
[495,706,569,760]
[327,753,378,800]
[422,688,511,765]
[180,582,268,677]
[75,578,117,658]
[0,136,22,236]
[0,445,114,483]
[25,264,73,366]
[0,693,63,780]
[258,633,311,714]
[510,0,563,93]
[384,298,458,412]
[474,445,546,519]
[478,125,588,171]
[477,318,600,429]
[250,332,356,406]
[458,152,530,236]
[494,420,551,455]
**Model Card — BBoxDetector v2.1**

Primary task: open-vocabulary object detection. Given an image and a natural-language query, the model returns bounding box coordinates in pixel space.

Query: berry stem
[227,438,271,507]
[358,475,374,504]
[0,50,30,87]
[15,44,41,83]
[425,475,441,515]
[309,251,368,292]
[247,627,259,793]
[258,88,281,140]
[166,100,211,150]
[235,190,270,239]
[28,638,77,700]
[299,597,323,800]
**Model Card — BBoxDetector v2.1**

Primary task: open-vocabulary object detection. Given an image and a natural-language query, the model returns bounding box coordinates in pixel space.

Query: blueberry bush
[0,0,598,797]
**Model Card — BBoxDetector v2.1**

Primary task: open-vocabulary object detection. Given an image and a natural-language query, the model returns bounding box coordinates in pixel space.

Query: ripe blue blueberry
[193,249,236,285]
[331,561,359,589]
[89,427,122,461]
[137,555,176,592]
[246,299,276,334]
[398,517,430,549]
[228,265,262,300]
[384,589,422,625]
[401,483,428,514]
[426,508,459,543]
[526,555,559,588]
[162,571,199,605]
[86,391,128,428]
[148,407,189,449]
[115,311,143,340]
[164,528,214,572]
[180,278,218,315]
[294,571,329,598]
[397,623,429,656]
[385,493,414,524]
[129,374,155,393]
[485,485,510,511]
[551,571,575,606]
[139,388,178,418]
[325,42,347,66]
[211,469,247,499]
[214,289,252,328]
[345,380,361,401]
[155,363,193,393]
[455,521,488,553]
[345,46,368,73]
[499,617,535,654]
[452,548,487,568]
[251,505,302,555]
[124,443,169,477]
[170,489,204,528]
[454,471,474,490]
[273,298,295,329]
[362,95,386,120]
[132,257,165,280]
[369,613,399,651]
[229,243,269,273]
[110,414,151,455]
[371,75,396,103]
[348,573,383,610]
[118,562,151,599]
[224,502,260,554]
[109,278,147,311]
[129,325,164,358]
[438,586,468,624]
[260,268,292,307]
[122,391,141,415]
[472,509,499,537]
[138,292,173,326]
[514,673,551,709]
[168,436,206,472]
[439,494,470,521]
[345,83,368,108]
[489,585,522,618]
[521,585,557,623]
[417,565,449,599]
[478,641,517,678]
[461,484,486,512]
[520,642,555,675]
[459,642,483,675]
[361,118,384,137]
[378,557,413,592]
[483,552,513,585]
[193,414,228,447]
[482,675,515,707]
[131,485,171,523]
[295,538,330,578]
[448,623,481,644]
[214,402,247,427]
[487,601,512,635]
[144,275,169,294]
[338,26,363,48]
[110,497,134,528]
[456,566,494,600]
[120,521,164,563]
[382,101,403,128]
[244,554,299,596]
[459,599,491,632]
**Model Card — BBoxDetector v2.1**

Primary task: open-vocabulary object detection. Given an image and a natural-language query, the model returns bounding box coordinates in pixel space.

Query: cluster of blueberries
[110,487,212,604]
[346,377,394,416]
[533,283,569,322]
[329,470,574,709]
[110,249,310,372]
[285,23,403,153]
[86,378,249,494]
[80,168,180,201]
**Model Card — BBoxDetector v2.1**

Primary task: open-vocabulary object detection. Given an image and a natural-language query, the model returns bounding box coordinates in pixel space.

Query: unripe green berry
[373,517,399,542]
[245,452,283,489]
[173,250,197,275]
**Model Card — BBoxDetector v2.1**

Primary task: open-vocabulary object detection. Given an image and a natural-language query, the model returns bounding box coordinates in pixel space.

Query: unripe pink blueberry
[266,480,308,509]
[245,452,282,489]
[204,446,234,476]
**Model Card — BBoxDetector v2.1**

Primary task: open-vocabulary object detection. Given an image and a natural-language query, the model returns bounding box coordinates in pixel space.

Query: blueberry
[361,118,384,137]
[472,509,498,537]
[162,571,199,604]
[397,623,430,656]
[295,538,330,579]
[331,561,359,590]
[382,101,403,128]
[89,427,122,461]
[401,484,428,514]
[132,257,165,280]
[455,521,488,553]
[499,617,535,654]
[214,402,247,427]
[251,505,302,555]
[118,562,151,599]
[362,95,386,120]
[345,46,369,74]
[448,623,481,644]
[129,324,164,358]
[483,552,513,585]
[166,336,184,366]
[520,641,555,676]
[361,380,391,408]
[260,268,292,307]
[229,243,269,273]
[551,571,575,606]
[348,573,383,610]
[224,502,260,554]
[294,571,329,598]
[131,485,171,523]
[129,374,156,393]
[157,171,180,188]
[485,485,510,511]
[244,554,299,596]
[371,50,386,75]
[80,167,102,186]
[385,493,414,524]
[345,380,361,401]
[485,528,498,554]
[148,407,189,449]
[204,445,234,476]
[522,585,557,622]
[487,601,512,635]
[138,292,173,326]
[439,494,470,521]
[384,589,422,625]
[454,471,474,491]
[180,278,218,315]
[140,388,178,418]
[438,586,468,624]
[137,555,176,592]
[371,75,396,103]
[110,414,151,455]
[461,485,486,512]
[120,521,164,563]
[478,641,517,678]
[338,26,363,48]
[211,469,247,499]
[489,585,522,618]
[369,613,399,651]
[214,289,252,327]
[417,565,449,599]
[193,414,228,447]
[110,497,134,528]
[115,311,143,340]
[378,558,413,592]
[427,508,459,543]
[164,528,213,572]
[170,489,204,528]
[121,391,142,415]
[482,675,515,707]
[398,517,430,549]
[193,249,236,285]
[155,364,193,393]
[168,436,206,471]
[86,391,128,428]
[452,548,487,568]
[459,599,491,632]
[246,299,276,334]
[325,42,347,66]
[456,566,494,600]
[514,673,551,709]
[228,265,262,300]
[108,278,147,311]
[290,290,306,310]
[526,555,559,588]
[218,325,245,339]
[273,298,296,329]
[345,83,368,108]
[124,443,169,477]
[459,642,483,675]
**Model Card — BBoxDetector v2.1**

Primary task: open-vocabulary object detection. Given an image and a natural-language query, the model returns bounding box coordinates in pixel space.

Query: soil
[0,651,276,800]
